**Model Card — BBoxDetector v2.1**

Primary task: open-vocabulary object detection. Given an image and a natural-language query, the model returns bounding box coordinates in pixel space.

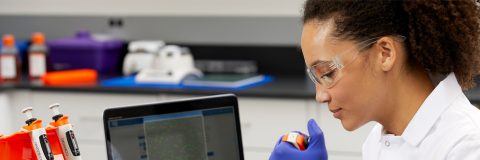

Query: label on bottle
[0,55,16,79]
[29,52,47,77]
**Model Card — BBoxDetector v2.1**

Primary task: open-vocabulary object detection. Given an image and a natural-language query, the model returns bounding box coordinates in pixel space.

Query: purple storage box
[47,31,125,74]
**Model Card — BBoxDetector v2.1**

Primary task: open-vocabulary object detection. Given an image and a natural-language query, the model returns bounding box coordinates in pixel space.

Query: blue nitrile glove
[269,119,328,160]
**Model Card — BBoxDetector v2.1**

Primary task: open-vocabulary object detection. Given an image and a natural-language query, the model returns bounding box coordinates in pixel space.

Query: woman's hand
[269,119,328,160]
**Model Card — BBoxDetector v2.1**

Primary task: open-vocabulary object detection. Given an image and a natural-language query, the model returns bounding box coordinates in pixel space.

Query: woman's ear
[375,37,397,72]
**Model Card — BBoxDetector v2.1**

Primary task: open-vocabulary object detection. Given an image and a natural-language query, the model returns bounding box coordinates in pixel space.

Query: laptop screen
[106,105,241,160]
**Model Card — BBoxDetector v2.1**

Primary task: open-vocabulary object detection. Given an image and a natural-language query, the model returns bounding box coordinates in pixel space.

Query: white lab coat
[362,73,480,160]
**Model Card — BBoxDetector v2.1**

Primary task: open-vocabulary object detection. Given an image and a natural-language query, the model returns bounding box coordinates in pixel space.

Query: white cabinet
[238,97,309,148]
[238,97,310,160]
[5,89,34,133]
[78,141,109,160]
[328,154,363,160]
[244,149,273,160]
[0,92,14,134]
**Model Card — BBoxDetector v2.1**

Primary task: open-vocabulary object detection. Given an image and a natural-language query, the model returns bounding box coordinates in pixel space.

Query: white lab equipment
[123,41,165,76]
[21,107,55,160]
[135,45,203,84]
[48,103,82,160]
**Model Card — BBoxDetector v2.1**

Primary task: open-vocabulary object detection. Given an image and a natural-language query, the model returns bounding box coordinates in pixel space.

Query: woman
[269,0,480,159]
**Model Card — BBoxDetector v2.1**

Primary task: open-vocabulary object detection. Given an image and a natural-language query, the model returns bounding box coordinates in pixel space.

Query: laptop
[103,94,244,160]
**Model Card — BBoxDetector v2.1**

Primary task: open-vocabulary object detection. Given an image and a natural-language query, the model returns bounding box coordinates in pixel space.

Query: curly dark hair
[303,0,480,90]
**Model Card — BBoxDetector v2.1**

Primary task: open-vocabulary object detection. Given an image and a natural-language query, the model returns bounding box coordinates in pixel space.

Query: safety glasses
[306,35,406,88]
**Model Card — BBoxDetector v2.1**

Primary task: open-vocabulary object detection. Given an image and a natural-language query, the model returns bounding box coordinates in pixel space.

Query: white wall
[0,92,13,134]
[0,0,304,17]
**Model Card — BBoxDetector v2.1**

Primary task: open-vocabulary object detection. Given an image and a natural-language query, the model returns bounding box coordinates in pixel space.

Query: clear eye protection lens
[307,62,337,86]
[307,68,317,83]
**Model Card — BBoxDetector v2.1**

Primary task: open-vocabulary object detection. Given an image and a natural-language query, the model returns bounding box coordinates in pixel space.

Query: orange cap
[32,32,45,45]
[2,34,15,47]
[22,119,43,131]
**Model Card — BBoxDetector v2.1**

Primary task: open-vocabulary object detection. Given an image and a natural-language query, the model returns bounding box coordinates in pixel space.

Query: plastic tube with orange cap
[29,32,48,79]
[0,34,21,82]
[282,131,310,151]
[47,103,83,160]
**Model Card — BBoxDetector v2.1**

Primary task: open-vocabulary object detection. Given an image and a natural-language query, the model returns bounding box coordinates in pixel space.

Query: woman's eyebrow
[309,59,330,67]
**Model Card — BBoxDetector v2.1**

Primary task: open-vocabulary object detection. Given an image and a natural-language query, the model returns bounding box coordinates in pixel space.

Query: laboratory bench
[14,76,316,99]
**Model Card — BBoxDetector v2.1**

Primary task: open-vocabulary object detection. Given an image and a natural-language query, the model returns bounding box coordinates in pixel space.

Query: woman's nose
[316,85,331,103]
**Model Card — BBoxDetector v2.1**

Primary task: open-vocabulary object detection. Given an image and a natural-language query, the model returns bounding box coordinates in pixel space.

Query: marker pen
[21,107,55,160]
[49,103,82,160]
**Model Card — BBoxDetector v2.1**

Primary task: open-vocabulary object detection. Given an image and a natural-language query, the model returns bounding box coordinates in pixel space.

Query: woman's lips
[330,108,342,119]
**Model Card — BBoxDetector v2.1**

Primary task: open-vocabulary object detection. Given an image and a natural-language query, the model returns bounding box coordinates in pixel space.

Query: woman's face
[301,20,389,131]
